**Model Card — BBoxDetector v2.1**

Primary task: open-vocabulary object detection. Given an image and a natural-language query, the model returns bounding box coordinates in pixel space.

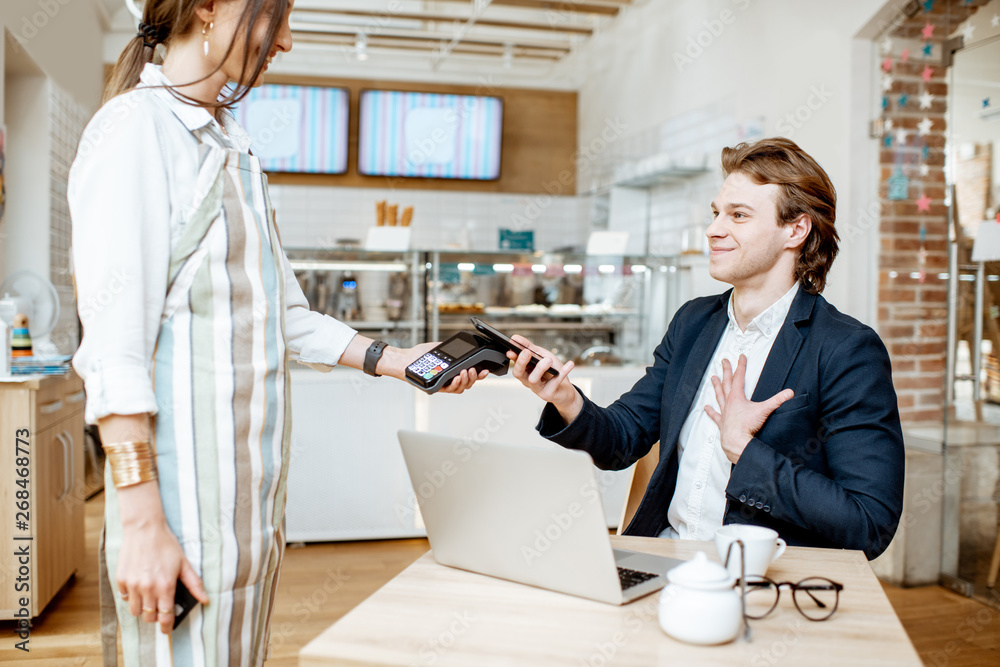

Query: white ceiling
[101,0,640,89]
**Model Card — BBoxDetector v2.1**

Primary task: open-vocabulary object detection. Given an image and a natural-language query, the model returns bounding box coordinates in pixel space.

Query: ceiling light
[503,43,514,69]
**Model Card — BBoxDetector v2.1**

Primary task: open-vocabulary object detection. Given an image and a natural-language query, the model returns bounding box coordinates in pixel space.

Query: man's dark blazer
[536,288,904,560]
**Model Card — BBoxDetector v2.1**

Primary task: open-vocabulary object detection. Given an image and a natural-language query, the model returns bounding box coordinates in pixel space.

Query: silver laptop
[397,430,683,605]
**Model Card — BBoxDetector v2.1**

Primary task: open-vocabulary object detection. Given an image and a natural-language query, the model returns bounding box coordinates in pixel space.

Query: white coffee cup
[715,525,786,579]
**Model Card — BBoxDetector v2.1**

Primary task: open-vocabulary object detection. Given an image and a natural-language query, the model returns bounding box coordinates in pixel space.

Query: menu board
[232,84,349,174]
[358,90,503,180]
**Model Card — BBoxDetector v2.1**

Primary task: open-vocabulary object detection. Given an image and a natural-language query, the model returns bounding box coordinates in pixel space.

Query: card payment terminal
[405,331,509,393]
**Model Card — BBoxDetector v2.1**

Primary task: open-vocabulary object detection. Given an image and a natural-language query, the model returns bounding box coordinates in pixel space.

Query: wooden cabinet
[0,373,86,619]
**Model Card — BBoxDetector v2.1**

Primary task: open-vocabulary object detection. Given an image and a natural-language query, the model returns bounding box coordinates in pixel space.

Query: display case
[286,247,680,365]
[285,248,425,349]
[426,250,679,368]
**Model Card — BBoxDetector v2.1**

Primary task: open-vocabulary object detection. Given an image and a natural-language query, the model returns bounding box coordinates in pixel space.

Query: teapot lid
[667,551,734,590]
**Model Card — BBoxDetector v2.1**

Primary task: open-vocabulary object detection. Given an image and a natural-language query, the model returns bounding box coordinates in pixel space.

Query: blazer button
[755,502,763,509]
[747,498,755,506]
[763,505,771,512]
[739,494,747,503]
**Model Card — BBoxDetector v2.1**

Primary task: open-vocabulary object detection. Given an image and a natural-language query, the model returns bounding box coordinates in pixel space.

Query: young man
[509,137,904,559]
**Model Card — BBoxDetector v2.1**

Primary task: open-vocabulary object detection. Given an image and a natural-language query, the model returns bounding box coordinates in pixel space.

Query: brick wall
[877,0,983,423]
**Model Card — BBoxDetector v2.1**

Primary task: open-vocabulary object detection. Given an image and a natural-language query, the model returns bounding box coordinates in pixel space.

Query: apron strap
[98,521,119,667]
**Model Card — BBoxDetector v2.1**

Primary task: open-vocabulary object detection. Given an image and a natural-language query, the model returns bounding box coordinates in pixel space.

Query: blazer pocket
[770,392,810,416]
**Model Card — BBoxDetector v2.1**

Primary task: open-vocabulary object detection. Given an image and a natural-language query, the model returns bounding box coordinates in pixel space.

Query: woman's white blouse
[69,64,358,425]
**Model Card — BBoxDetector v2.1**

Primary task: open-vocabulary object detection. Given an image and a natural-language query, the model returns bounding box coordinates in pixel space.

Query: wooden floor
[1,492,998,666]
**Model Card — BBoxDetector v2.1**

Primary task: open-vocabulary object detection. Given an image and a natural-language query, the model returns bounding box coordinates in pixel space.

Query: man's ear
[786,214,812,250]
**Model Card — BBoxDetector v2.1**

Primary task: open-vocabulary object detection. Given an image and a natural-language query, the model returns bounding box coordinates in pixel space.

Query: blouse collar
[138,63,252,153]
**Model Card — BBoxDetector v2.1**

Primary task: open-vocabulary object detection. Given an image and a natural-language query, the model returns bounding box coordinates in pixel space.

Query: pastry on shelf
[437,302,485,315]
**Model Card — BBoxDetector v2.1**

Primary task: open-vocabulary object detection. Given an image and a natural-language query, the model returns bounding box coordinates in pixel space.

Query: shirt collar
[138,63,252,153]
[727,283,799,338]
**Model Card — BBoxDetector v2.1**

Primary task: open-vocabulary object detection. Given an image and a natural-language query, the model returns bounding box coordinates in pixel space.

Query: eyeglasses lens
[792,577,840,621]
[743,577,779,620]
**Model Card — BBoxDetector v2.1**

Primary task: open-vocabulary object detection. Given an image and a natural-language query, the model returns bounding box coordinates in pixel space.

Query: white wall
[569,0,888,324]
[270,184,590,253]
[3,73,50,280]
[0,0,105,123]
[0,1,106,287]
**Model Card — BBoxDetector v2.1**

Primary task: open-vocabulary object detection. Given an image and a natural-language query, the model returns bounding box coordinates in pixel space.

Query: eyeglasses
[723,539,844,642]
[739,576,844,621]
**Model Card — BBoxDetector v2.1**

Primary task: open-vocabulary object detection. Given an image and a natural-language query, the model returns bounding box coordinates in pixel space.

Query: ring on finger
[143,607,156,614]
[158,607,173,615]
[120,592,129,600]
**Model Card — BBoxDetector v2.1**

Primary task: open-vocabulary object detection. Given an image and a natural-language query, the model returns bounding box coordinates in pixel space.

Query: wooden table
[300,536,921,666]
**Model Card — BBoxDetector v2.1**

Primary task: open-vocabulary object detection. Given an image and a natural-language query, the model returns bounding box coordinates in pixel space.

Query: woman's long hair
[103,0,287,109]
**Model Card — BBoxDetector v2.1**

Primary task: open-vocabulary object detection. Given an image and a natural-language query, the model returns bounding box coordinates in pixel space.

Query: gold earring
[203,20,213,57]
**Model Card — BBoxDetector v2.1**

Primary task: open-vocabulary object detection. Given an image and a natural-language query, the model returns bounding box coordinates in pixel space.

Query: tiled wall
[48,83,88,353]
[595,103,751,257]
[645,176,722,257]
[269,184,592,253]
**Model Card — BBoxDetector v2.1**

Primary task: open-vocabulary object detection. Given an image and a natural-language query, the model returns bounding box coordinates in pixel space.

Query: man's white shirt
[661,283,799,540]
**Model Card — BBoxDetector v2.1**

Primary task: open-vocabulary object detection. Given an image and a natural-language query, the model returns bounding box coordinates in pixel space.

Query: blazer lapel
[751,289,817,401]
[662,292,730,454]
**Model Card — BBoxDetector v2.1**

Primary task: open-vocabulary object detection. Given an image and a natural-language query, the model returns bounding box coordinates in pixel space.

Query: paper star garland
[899,94,909,107]
[992,15,1000,28]
[888,168,909,200]
[883,135,893,148]
[882,96,889,110]
[882,56,893,72]
[922,21,935,40]
[919,164,930,176]
[880,36,893,55]
[921,65,934,82]
[962,22,975,42]
[923,0,934,12]
[918,90,934,109]
[901,48,910,64]
[916,194,932,213]
[918,117,933,135]
[896,128,908,145]
[885,118,895,131]
[923,42,933,57]
[882,75,894,92]
[984,98,991,109]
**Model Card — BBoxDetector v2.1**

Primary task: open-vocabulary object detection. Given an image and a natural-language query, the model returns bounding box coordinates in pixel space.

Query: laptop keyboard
[618,567,658,591]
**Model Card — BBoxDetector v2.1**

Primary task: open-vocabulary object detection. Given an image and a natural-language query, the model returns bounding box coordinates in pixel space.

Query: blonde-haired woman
[70,1,483,664]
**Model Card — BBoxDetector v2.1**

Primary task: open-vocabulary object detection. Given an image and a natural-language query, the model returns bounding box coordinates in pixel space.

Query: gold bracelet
[104,441,158,488]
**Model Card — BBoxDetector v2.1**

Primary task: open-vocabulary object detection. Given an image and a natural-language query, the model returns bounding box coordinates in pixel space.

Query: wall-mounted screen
[232,84,349,174]
[358,90,503,180]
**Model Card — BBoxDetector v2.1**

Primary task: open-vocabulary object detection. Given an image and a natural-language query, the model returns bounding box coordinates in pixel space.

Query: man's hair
[720,137,839,295]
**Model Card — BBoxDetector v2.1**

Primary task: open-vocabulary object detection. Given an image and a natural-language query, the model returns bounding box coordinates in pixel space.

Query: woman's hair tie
[136,21,168,49]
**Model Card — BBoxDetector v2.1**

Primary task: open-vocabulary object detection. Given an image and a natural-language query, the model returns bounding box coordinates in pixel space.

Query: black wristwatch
[363,340,389,377]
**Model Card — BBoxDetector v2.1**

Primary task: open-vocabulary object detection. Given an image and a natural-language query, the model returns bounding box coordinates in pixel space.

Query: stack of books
[10,355,73,376]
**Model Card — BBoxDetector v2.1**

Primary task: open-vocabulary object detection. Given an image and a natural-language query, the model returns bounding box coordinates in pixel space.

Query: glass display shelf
[283,247,680,366]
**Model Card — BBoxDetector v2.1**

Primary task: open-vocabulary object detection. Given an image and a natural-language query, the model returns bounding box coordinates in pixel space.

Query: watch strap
[364,340,388,377]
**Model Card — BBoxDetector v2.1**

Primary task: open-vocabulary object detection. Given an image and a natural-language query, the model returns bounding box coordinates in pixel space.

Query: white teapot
[658,551,743,645]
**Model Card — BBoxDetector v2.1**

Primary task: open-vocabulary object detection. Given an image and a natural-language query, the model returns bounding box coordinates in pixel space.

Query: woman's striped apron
[98,128,291,666]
